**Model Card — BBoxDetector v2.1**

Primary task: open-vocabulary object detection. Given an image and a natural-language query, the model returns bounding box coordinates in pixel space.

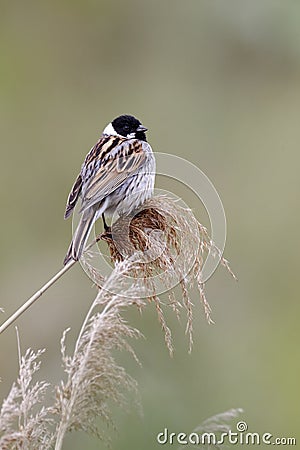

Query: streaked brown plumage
[64,115,155,264]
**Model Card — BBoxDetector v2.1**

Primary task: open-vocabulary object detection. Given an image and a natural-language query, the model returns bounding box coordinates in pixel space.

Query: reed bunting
[64,114,156,264]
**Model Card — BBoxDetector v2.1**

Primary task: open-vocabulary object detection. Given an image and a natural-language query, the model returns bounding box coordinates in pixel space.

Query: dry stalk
[0,195,235,448]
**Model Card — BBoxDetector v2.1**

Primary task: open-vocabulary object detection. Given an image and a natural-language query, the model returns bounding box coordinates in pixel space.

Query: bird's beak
[137,124,148,132]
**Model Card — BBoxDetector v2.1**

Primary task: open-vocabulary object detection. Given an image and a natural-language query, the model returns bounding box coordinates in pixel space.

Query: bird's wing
[79,135,149,212]
[64,135,114,218]
[64,173,82,219]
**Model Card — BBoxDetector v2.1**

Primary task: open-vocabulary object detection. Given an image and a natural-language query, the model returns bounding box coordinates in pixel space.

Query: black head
[110,114,148,141]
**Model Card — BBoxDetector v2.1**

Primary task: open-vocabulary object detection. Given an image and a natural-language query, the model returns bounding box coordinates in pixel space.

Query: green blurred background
[1,0,300,448]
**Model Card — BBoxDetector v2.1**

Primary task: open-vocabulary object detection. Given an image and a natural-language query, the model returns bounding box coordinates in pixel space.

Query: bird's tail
[63,207,97,265]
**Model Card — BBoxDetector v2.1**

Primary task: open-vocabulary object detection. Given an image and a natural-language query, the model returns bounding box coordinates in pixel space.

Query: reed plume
[0,195,235,448]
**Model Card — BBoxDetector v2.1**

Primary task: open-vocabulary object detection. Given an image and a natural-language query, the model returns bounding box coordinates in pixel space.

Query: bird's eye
[124,125,129,131]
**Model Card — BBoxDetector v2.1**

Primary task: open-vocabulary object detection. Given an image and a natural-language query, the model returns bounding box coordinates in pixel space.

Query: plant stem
[0,234,105,335]
[0,259,76,334]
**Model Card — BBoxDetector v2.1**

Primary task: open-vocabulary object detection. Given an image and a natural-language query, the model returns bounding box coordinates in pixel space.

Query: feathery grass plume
[53,260,145,450]
[0,331,54,450]
[0,195,235,448]
[83,195,235,354]
[180,408,244,449]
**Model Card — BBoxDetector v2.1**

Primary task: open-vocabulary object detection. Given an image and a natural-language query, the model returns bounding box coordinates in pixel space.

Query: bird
[63,114,156,265]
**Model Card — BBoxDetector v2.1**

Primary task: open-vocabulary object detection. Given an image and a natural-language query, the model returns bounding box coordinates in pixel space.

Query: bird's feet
[102,213,112,235]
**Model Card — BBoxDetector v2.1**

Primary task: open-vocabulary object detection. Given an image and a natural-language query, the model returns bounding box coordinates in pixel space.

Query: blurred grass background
[1,0,300,448]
